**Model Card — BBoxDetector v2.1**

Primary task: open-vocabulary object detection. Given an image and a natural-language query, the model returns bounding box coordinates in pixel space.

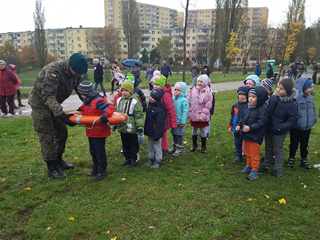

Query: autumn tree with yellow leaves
[224,30,242,74]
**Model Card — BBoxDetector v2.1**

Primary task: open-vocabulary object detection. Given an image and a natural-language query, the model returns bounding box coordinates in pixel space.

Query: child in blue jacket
[144,88,167,168]
[229,85,250,163]
[287,77,316,169]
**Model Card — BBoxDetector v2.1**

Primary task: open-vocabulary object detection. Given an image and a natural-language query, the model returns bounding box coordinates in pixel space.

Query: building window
[69,51,74,54]
[152,38,155,41]
[77,37,81,41]
[68,30,73,35]
[77,30,80,34]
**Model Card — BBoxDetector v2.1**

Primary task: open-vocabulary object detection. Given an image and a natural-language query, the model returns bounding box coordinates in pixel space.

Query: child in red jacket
[77,80,114,181]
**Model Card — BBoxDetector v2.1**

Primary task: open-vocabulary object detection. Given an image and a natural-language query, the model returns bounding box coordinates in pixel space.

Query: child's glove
[99,114,109,125]
[137,128,143,134]
[112,125,117,132]
[59,113,76,127]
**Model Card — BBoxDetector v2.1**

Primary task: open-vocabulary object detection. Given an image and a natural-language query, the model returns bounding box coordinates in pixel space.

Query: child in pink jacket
[187,74,213,154]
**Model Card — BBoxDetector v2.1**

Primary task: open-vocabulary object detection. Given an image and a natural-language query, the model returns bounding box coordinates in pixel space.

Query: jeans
[94,82,106,96]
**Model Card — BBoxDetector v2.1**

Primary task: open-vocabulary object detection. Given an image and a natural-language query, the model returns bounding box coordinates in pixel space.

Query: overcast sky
[1,0,319,33]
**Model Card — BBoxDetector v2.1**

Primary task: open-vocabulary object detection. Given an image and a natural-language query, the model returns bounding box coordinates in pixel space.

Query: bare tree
[88,27,122,61]
[122,0,140,59]
[181,0,190,82]
[33,0,47,68]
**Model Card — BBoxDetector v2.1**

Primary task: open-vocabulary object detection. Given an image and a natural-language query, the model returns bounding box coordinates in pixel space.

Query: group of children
[76,70,317,181]
[230,75,316,180]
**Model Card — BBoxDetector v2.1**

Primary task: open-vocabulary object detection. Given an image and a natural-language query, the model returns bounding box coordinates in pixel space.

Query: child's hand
[243,125,250,132]
[235,126,240,131]
[228,127,232,133]
[198,117,204,121]
[179,124,185,128]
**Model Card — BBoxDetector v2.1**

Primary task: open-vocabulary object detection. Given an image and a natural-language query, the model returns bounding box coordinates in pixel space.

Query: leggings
[161,129,169,150]
[192,127,206,138]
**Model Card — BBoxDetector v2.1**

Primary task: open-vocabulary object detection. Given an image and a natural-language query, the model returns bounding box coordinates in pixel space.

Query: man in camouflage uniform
[312,59,318,84]
[28,53,88,179]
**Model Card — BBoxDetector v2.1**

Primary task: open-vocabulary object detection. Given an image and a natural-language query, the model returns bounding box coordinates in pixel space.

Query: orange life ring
[69,111,128,126]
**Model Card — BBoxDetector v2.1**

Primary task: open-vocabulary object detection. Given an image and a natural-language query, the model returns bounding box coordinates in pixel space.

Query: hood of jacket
[237,85,250,97]
[176,82,187,98]
[244,75,260,86]
[278,89,298,102]
[163,84,172,96]
[250,86,269,107]
[295,77,315,96]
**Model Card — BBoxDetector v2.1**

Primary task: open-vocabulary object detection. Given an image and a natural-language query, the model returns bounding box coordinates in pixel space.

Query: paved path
[1,71,314,118]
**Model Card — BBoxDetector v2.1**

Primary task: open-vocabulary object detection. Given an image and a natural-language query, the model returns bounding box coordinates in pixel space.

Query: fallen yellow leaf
[246,198,253,202]
[68,217,75,221]
[23,187,31,191]
[149,226,154,229]
[111,237,117,240]
[226,209,229,212]
[1,178,6,182]
[122,178,126,181]
[74,157,78,159]
[178,183,182,187]
[76,178,79,180]
[278,198,286,204]
[47,227,53,231]
[107,229,111,234]
[220,164,224,167]
[301,182,304,185]
[304,185,307,189]
[34,150,38,153]
[115,157,118,160]
[264,194,270,199]
[28,153,32,156]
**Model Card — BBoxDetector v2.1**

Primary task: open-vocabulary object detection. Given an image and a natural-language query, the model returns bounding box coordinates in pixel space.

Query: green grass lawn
[1,86,320,239]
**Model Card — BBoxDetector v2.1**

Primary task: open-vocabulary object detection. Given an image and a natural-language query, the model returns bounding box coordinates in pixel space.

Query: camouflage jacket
[28,60,83,117]
[312,62,318,71]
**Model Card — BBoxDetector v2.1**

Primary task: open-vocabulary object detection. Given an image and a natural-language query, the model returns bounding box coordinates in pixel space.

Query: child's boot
[173,145,183,157]
[239,165,252,174]
[130,159,138,168]
[47,160,67,179]
[87,168,98,176]
[121,158,131,166]
[161,149,168,162]
[286,157,295,168]
[168,143,176,154]
[246,169,259,180]
[151,160,161,168]
[201,137,207,154]
[144,159,154,166]
[190,135,198,152]
[233,154,243,163]
[300,158,312,170]
[94,168,108,181]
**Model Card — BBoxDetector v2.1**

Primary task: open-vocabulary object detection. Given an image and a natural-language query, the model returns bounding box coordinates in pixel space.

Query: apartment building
[104,0,179,29]
[187,7,268,29]
[0,31,34,50]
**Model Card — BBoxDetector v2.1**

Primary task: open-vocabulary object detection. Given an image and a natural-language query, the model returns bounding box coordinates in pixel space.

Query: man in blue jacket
[254,61,261,77]
[161,59,172,79]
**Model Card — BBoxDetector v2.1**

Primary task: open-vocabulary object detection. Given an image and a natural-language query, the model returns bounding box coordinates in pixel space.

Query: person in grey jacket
[287,77,316,169]
[145,62,155,90]
[190,62,200,88]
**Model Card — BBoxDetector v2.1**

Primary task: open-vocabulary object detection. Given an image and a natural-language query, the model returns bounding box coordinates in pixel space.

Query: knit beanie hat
[279,78,294,95]
[197,74,210,86]
[121,80,134,94]
[77,80,94,95]
[126,72,135,81]
[150,88,165,102]
[0,60,6,65]
[245,79,255,86]
[153,74,166,87]
[174,83,183,92]
[261,78,274,91]
[249,88,257,96]
[303,78,314,92]
[69,53,88,74]
[153,70,161,76]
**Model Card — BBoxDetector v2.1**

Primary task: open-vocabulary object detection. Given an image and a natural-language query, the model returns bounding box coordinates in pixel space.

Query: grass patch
[1,86,320,239]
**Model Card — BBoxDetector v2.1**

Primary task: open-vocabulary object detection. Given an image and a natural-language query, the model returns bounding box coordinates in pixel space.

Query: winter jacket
[162,84,178,130]
[115,93,144,134]
[187,85,213,122]
[191,66,200,78]
[145,66,156,83]
[265,89,299,135]
[144,101,167,141]
[0,67,19,96]
[294,77,316,131]
[79,95,114,138]
[113,92,122,107]
[244,75,260,86]
[134,86,147,112]
[131,67,141,83]
[94,63,103,83]
[172,82,189,125]
[254,64,261,76]
[267,67,273,78]
[238,86,268,144]
[161,64,172,77]
[201,65,210,77]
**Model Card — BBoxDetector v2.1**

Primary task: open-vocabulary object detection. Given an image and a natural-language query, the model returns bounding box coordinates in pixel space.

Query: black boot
[201,137,207,154]
[87,169,98,176]
[121,158,131,166]
[94,168,108,181]
[130,159,138,168]
[190,135,198,152]
[233,154,243,163]
[47,160,67,179]
[300,158,312,170]
[57,156,74,169]
[286,157,295,168]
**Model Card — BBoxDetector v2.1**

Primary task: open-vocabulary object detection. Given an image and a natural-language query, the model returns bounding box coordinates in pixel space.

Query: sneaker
[151,162,160,168]
[300,158,312,170]
[313,163,320,169]
[239,165,252,174]
[258,165,270,174]
[144,159,153,166]
[206,134,209,140]
[0,113,6,117]
[6,113,13,117]
[246,169,259,180]
[271,170,281,178]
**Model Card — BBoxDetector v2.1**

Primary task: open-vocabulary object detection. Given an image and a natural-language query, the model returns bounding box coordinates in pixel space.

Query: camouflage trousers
[31,106,68,162]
